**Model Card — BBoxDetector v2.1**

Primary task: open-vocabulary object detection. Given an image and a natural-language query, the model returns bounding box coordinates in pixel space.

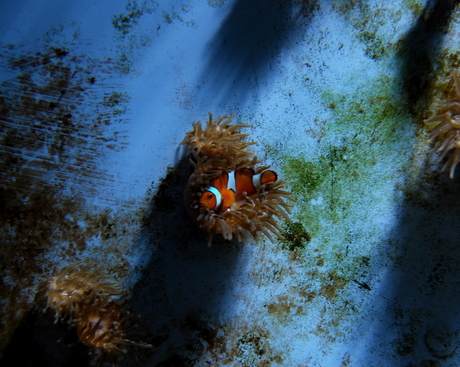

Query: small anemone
[75,296,152,355]
[35,261,151,356]
[36,261,123,322]
[425,69,460,178]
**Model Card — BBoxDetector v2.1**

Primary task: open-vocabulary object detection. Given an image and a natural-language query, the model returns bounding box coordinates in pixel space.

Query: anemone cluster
[36,261,151,356]
[425,69,460,178]
[183,113,295,246]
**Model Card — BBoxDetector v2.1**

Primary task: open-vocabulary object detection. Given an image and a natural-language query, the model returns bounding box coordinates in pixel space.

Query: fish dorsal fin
[234,168,256,199]
[212,172,229,192]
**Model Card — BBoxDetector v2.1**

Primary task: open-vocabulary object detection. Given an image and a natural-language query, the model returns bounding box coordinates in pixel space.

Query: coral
[183,113,295,246]
[35,261,151,356]
[425,69,460,178]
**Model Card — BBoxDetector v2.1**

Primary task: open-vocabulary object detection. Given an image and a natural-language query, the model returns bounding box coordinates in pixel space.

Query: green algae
[402,0,424,17]
[112,11,144,35]
[163,11,173,24]
[112,1,157,74]
[332,0,404,61]
[441,50,460,71]
[101,91,130,115]
[264,72,413,294]
[283,158,323,196]
[280,221,311,252]
[207,0,225,7]
[358,31,387,60]
[112,1,158,36]
[322,77,407,143]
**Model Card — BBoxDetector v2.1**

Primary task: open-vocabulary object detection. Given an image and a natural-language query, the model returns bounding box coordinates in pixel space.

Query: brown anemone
[425,69,460,178]
[36,261,123,323]
[183,113,295,246]
[35,261,151,355]
[75,295,151,355]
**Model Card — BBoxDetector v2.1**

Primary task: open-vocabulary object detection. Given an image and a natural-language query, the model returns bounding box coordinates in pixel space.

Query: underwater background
[2,0,460,366]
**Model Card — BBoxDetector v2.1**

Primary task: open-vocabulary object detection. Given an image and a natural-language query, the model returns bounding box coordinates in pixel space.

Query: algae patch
[270,72,413,277]
[112,1,158,73]
[112,1,158,36]
[280,221,311,252]
[331,0,404,61]
[102,91,130,115]
[263,75,410,337]
[279,75,411,228]
[283,158,323,196]
[207,0,225,7]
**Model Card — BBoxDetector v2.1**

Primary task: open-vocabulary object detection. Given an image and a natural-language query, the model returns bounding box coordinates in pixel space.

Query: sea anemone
[36,261,123,322]
[75,296,151,355]
[425,69,460,178]
[183,113,295,246]
[182,113,256,164]
[35,261,151,355]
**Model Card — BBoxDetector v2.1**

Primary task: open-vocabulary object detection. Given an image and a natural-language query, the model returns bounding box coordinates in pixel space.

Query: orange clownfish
[198,168,277,211]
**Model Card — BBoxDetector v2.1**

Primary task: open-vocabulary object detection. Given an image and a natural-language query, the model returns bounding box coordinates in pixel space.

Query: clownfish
[198,168,277,211]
